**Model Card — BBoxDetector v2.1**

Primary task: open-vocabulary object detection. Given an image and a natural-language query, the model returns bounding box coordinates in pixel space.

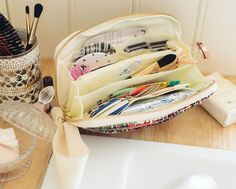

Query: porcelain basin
[42,135,236,189]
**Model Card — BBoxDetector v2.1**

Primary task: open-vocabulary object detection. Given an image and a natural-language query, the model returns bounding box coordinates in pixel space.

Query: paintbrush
[132,54,177,77]
[25,5,30,40]
[26,3,43,51]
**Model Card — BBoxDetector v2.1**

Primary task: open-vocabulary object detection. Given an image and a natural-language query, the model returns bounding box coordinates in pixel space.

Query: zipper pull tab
[191,41,209,63]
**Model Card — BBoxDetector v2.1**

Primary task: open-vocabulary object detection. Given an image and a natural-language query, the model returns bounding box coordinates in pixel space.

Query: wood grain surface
[1,59,236,189]
[1,59,54,189]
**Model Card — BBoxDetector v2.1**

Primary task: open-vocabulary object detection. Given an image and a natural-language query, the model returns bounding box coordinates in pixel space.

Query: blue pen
[90,98,121,117]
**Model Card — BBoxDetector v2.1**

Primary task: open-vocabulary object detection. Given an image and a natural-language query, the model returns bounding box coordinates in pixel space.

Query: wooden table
[2,59,236,189]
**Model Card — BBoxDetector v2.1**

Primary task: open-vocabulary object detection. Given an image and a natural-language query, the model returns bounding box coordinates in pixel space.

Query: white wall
[0,0,8,18]
[1,0,236,75]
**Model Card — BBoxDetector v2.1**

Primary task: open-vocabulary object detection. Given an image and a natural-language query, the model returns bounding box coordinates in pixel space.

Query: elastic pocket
[66,82,80,113]
[66,96,84,119]
[75,50,176,95]
[57,63,74,110]
[69,64,207,120]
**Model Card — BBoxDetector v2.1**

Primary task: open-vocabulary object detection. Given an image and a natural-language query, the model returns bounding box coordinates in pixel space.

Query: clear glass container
[0,122,36,182]
[0,101,56,182]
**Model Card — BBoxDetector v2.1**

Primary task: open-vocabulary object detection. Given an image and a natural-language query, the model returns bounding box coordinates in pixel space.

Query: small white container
[202,73,236,127]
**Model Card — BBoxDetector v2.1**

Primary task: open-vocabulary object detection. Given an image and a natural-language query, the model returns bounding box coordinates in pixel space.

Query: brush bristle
[34,3,43,18]
[158,54,177,68]
[25,6,30,14]
[0,12,25,56]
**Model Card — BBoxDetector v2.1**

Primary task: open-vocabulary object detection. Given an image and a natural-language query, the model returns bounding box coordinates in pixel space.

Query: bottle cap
[43,76,53,87]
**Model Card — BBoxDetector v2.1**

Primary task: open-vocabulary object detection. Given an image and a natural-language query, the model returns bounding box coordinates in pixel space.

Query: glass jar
[0,101,56,182]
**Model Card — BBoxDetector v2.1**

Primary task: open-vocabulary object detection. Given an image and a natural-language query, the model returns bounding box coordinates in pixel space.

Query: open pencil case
[54,14,217,134]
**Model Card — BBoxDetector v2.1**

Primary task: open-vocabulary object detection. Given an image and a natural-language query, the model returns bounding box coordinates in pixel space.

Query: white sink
[42,135,236,189]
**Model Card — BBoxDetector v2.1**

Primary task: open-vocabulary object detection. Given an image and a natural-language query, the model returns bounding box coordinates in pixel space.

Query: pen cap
[43,76,54,87]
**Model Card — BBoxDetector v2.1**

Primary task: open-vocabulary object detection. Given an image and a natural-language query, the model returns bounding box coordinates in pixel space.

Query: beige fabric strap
[51,107,89,189]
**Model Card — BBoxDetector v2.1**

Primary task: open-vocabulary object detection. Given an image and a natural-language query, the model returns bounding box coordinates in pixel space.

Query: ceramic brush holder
[0,29,42,104]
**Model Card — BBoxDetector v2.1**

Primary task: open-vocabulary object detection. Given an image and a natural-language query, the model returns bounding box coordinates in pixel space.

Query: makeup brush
[132,54,177,77]
[26,3,43,51]
[153,54,177,72]
[25,5,30,40]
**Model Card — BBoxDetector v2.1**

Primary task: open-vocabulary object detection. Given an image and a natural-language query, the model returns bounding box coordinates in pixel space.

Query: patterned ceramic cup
[0,29,42,104]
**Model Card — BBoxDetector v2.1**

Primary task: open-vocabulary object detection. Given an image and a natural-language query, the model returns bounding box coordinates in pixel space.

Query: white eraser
[0,145,20,164]
[202,73,236,127]
[0,128,17,141]
[0,128,20,164]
